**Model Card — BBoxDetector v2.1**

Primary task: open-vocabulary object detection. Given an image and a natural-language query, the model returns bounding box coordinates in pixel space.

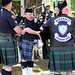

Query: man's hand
[14,26,25,35]
[19,25,25,30]
[36,31,41,35]
[21,30,25,35]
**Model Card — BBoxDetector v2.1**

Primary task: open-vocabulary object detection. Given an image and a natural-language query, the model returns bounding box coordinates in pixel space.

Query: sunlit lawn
[0,59,49,75]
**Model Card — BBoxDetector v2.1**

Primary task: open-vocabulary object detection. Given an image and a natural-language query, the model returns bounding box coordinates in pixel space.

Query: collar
[3,8,9,12]
[58,14,67,16]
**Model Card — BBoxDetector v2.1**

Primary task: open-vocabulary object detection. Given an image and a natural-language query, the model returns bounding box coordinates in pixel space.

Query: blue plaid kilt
[20,40,35,61]
[0,36,18,66]
[49,46,75,72]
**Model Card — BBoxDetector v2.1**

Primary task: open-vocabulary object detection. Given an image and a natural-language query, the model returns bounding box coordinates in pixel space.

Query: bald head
[62,6,68,14]
[58,6,68,15]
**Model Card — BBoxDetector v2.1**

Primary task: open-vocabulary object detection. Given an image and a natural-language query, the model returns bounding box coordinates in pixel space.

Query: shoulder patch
[11,15,16,20]
[14,21,18,24]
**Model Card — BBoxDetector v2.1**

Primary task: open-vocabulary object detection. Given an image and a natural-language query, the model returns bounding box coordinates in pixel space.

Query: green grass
[0,59,49,75]
[0,64,3,74]
[35,59,49,71]
[12,67,22,75]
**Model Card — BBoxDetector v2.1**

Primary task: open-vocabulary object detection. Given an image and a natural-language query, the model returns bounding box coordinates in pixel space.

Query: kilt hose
[20,40,36,61]
[49,46,75,72]
[0,36,18,66]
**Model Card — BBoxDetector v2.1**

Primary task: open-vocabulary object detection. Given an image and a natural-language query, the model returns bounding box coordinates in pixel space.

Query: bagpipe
[29,4,51,42]
[16,16,25,42]
[36,4,50,42]
[11,4,50,43]
[39,0,67,42]
[11,8,25,42]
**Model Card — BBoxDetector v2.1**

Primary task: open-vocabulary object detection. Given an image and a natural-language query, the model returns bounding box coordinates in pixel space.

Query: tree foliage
[71,0,75,11]
[12,1,20,15]
[12,0,42,15]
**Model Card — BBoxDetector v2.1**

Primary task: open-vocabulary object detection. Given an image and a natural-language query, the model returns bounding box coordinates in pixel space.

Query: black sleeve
[7,14,18,28]
[42,18,52,29]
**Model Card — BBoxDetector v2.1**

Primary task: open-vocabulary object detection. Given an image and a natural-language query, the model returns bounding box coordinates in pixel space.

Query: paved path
[13,64,75,75]
[35,71,65,75]
[35,71,75,75]
[0,71,75,75]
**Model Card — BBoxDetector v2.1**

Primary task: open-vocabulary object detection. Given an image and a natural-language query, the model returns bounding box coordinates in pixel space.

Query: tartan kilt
[20,40,35,61]
[0,37,18,66]
[49,46,75,72]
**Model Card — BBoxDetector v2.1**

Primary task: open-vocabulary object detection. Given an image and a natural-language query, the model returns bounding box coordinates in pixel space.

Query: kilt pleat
[49,46,75,72]
[0,37,18,66]
[20,40,34,61]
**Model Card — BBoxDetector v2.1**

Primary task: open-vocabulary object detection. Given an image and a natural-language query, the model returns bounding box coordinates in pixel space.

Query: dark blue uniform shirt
[23,17,39,40]
[0,8,18,33]
[42,14,75,46]
[42,11,51,20]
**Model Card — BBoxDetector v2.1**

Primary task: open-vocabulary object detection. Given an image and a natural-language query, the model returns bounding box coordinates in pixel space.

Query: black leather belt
[23,38,34,42]
[0,33,12,37]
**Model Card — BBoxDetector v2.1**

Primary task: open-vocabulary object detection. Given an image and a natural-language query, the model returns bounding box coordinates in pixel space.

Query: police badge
[58,25,68,35]
[54,17,72,42]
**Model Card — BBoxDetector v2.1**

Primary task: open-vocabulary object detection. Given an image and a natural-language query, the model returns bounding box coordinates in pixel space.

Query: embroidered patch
[58,25,67,35]
[54,17,72,42]
[11,15,16,20]
[54,17,71,26]
[54,32,71,42]
[14,21,18,24]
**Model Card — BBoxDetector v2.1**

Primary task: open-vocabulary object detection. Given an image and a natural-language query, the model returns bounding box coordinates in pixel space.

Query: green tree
[12,1,20,15]
[12,0,42,15]
[71,0,75,11]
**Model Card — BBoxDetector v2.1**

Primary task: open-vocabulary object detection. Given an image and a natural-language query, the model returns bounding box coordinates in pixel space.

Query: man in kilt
[20,9,40,75]
[0,0,25,75]
[40,0,75,75]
